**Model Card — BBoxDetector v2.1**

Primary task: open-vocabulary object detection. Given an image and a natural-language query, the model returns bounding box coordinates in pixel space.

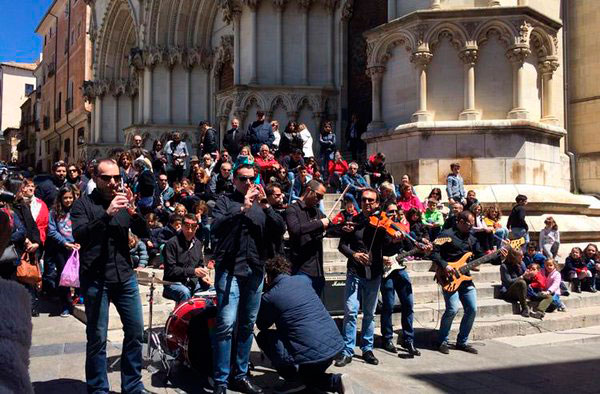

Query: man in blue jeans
[71,158,152,394]
[430,211,506,355]
[335,188,402,367]
[211,164,285,394]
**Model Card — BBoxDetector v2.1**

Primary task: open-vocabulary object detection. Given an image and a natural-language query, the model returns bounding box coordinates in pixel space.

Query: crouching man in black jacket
[162,213,212,303]
[256,256,348,394]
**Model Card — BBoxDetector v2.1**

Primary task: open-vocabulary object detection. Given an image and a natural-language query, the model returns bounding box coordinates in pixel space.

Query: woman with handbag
[47,185,81,317]
[13,179,44,317]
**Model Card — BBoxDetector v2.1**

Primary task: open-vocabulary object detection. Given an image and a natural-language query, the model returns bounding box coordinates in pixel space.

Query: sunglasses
[313,191,324,200]
[98,175,122,183]
[182,222,198,229]
[386,210,398,214]
[362,197,376,203]
[237,175,256,183]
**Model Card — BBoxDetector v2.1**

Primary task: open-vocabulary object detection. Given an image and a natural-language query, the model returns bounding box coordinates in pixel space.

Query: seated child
[422,198,444,241]
[523,241,546,268]
[584,244,599,293]
[525,263,553,318]
[332,198,359,225]
[129,232,149,269]
[143,213,163,263]
[544,258,566,312]
[563,247,594,293]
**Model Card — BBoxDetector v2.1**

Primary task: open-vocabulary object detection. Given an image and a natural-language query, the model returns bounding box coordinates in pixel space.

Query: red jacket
[328,160,349,176]
[530,271,546,290]
[34,198,49,244]
[255,156,279,172]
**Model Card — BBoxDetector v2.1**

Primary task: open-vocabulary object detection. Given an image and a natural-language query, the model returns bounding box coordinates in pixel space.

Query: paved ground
[29,299,600,394]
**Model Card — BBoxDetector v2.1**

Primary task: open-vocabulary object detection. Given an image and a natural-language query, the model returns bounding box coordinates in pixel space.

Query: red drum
[165,294,217,373]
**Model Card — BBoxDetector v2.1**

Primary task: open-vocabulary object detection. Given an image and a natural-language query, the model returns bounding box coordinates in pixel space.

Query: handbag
[16,252,42,285]
[0,244,19,266]
[59,250,80,288]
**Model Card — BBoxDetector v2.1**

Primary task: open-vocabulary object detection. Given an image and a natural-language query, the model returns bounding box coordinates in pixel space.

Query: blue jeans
[438,282,477,346]
[82,276,144,394]
[213,269,264,386]
[163,281,202,304]
[296,271,325,297]
[494,227,509,249]
[380,269,414,343]
[342,273,381,356]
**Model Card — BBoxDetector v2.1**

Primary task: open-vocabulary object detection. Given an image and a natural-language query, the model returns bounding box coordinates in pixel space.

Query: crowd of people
[0,111,599,393]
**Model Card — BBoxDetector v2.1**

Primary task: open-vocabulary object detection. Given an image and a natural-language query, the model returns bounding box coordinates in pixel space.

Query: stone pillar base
[363,120,567,188]
[541,116,560,125]
[459,110,481,121]
[507,108,529,119]
[411,111,433,122]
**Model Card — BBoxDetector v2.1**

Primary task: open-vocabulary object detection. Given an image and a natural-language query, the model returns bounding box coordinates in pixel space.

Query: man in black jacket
[199,120,219,156]
[207,161,234,201]
[211,164,284,394]
[162,213,211,303]
[256,256,347,394]
[222,118,244,159]
[71,158,151,394]
[285,179,330,296]
[336,188,401,368]
[35,160,67,207]
[247,111,274,156]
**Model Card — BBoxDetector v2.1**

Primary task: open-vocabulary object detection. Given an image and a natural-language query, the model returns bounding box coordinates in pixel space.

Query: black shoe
[402,341,421,357]
[456,343,479,354]
[229,378,263,394]
[438,342,450,354]
[31,309,40,317]
[334,354,352,367]
[382,339,397,353]
[213,386,227,394]
[362,350,379,365]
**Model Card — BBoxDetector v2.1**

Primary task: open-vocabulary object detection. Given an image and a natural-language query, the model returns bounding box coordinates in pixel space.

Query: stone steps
[73,300,176,331]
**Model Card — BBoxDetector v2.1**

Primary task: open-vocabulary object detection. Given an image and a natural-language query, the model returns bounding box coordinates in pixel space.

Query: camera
[0,191,15,204]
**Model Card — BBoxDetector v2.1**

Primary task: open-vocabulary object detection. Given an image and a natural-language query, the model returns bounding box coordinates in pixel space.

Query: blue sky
[0,0,54,63]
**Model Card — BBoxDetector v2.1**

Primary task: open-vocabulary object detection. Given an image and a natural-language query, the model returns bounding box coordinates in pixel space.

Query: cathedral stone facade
[87,0,576,193]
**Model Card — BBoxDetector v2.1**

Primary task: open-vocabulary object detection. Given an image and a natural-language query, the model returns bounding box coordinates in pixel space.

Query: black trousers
[256,329,340,392]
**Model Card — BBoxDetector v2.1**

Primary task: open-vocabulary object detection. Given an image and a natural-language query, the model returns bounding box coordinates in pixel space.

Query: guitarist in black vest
[431,211,505,355]
[379,202,431,357]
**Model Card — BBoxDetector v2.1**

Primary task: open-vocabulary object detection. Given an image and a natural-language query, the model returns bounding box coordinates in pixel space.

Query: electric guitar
[434,237,525,292]
[382,246,424,278]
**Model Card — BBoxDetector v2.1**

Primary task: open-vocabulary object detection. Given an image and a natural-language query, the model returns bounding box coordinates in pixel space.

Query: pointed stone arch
[269,94,294,113]
[368,29,415,68]
[530,27,557,58]
[426,22,469,52]
[473,19,515,48]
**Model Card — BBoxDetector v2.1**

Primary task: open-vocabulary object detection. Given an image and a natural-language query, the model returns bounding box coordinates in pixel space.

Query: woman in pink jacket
[544,259,567,312]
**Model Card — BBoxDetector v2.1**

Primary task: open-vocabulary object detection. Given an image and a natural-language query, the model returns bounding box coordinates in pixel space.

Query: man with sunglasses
[431,210,506,355]
[35,160,67,207]
[163,213,212,303]
[336,188,402,368]
[285,179,331,296]
[211,164,285,394]
[71,159,152,394]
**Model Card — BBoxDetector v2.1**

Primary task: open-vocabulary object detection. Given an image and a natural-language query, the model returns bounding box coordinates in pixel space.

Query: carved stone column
[219,115,229,146]
[367,66,385,130]
[299,0,311,85]
[459,48,480,120]
[94,95,103,143]
[411,51,433,122]
[326,2,336,86]
[274,1,286,85]
[233,11,242,85]
[539,57,560,124]
[248,2,259,84]
[388,0,396,21]
[506,46,531,119]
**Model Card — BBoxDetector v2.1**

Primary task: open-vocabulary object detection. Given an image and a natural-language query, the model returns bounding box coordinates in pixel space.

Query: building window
[55,92,62,120]
[77,127,85,145]
[44,35,47,46]
[25,84,34,95]
[77,22,81,38]
[66,80,74,113]
[64,138,71,157]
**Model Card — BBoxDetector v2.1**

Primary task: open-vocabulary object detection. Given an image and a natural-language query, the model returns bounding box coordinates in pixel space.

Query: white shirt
[300,128,314,158]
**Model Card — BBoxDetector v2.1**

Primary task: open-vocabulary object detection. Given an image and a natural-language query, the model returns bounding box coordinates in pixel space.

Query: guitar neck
[396,247,420,261]
[464,249,501,272]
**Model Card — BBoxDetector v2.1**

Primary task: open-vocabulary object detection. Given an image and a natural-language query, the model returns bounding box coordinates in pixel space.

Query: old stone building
[36,0,93,171]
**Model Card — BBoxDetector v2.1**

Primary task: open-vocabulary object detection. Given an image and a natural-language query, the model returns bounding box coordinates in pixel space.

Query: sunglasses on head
[98,175,122,183]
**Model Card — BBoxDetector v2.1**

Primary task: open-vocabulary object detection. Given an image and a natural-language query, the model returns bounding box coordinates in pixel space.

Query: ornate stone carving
[298,0,312,11]
[167,47,184,68]
[219,0,242,24]
[242,0,260,10]
[273,0,288,11]
[539,57,560,75]
[214,35,234,73]
[186,47,202,69]
[81,80,96,102]
[506,46,531,64]
[144,46,164,68]
[94,80,111,97]
[410,51,433,67]
[512,20,532,45]
[321,0,338,12]
[341,0,354,21]
[113,79,128,97]
[459,48,478,65]
[411,24,429,48]
[129,47,145,70]
[128,75,139,96]
[200,48,214,71]
[366,66,386,80]
[462,21,480,38]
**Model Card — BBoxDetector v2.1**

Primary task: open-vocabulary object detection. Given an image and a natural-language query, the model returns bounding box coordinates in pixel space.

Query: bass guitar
[434,237,525,292]
[383,247,420,278]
